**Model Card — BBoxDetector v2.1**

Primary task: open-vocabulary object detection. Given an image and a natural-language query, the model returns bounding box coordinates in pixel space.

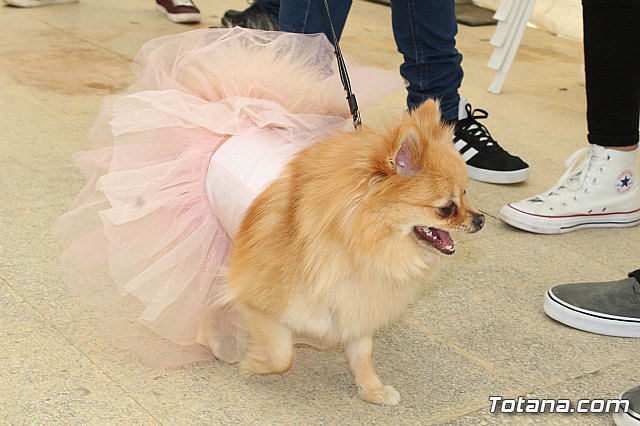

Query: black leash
[322,0,361,130]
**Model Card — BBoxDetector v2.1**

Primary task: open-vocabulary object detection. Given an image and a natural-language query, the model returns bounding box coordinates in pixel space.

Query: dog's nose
[472,213,485,231]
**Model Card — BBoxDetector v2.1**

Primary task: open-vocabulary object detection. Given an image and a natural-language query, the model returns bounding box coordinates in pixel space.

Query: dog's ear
[411,99,442,129]
[410,99,454,144]
[392,126,424,178]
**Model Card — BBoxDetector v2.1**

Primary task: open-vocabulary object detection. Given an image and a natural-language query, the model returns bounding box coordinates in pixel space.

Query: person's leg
[278,0,352,42]
[390,0,528,184]
[547,9,639,420]
[499,0,639,233]
[390,0,462,121]
[258,0,280,20]
[583,0,639,151]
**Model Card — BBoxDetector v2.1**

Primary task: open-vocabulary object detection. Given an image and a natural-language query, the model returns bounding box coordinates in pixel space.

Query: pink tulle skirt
[58,28,401,367]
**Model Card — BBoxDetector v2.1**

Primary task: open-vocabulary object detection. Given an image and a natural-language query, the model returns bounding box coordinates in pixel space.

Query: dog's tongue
[430,227,454,249]
[414,226,455,255]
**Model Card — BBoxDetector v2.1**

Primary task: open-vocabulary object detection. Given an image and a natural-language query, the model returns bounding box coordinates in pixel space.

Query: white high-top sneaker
[500,145,640,234]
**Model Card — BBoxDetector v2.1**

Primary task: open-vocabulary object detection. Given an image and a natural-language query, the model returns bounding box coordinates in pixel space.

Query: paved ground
[1,1,637,424]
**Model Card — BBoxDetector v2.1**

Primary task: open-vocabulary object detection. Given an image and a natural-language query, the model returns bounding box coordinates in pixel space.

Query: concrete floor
[1,1,638,425]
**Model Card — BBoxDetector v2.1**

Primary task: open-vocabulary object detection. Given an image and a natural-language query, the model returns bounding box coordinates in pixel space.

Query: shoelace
[457,104,503,151]
[536,146,607,203]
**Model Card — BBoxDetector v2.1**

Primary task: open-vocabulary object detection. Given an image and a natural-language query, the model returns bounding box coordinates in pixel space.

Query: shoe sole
[466,165,530,184]
[543,290,640,338]
[156,4,200,23]
[4,0,77,6]
[499,205,640,234]
[612,401,640,426]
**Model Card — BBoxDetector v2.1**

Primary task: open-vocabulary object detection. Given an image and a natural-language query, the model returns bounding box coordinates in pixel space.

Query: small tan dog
[227,100,484,406]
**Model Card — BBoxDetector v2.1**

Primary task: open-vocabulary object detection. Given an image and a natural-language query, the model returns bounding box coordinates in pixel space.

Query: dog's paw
[239,355,290,377]
[358,384,400,406]
[238,360,257,378]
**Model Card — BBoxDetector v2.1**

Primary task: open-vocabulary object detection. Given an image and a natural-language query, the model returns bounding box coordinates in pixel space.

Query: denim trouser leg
[257,0,281,21]
[279,0,463,121]
[279,0,352,42]
[391,0,463,120]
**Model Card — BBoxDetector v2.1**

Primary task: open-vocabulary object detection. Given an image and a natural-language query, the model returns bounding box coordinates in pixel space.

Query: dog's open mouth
[413,225,455,255]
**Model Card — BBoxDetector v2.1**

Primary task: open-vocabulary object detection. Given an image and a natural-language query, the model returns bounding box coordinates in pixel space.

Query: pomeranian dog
[227,99,484,406]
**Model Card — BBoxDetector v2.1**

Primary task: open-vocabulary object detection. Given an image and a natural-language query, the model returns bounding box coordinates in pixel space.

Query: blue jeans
[256,0,280,21]
[277,0,463,121]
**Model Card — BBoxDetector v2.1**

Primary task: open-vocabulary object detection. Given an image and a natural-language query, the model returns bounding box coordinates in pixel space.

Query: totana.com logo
[488,396,629,414]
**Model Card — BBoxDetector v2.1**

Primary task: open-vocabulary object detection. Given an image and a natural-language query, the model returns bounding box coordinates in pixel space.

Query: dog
[226,99,484,406]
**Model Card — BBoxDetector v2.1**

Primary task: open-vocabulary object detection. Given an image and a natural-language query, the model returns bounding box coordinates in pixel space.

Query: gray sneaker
[543,270,640,337]
[613,385,640,426]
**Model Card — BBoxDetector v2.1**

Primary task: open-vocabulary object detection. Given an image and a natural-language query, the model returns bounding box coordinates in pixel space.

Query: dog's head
[390,100,484,255]
[344,99,484,258]
[290,99,483,270]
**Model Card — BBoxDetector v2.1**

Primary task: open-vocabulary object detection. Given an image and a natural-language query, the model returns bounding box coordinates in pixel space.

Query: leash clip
[347,93,361,129]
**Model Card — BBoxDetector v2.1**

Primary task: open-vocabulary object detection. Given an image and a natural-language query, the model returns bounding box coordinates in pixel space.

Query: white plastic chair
[487,0,536,94]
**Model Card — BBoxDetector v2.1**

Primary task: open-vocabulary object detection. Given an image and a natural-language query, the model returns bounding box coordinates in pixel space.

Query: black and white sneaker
[221,1,279,31]
[454,99,530,184]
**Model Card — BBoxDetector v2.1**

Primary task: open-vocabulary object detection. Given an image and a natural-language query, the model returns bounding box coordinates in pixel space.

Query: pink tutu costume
[58,28,401,367]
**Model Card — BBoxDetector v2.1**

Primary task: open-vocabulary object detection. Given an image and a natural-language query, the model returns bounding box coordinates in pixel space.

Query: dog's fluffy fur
[227,100,484,405]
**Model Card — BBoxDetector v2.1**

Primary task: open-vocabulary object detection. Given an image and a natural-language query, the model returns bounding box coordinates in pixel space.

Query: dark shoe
[454,100,530,184]
[156,0,200,24]
[613,385,640,426]
[221,2,279,31]
[543,269,640,337]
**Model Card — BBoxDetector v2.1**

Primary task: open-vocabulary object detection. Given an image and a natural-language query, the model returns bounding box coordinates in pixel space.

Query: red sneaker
[156,0,201,24]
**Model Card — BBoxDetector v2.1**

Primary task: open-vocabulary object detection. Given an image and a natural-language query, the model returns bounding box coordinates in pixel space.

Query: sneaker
[543,269,640,338]
[454,99,530,184]
[613,385,640,426]
[500,146,640,234]
[3,0,77,7]
[156,0,200,24]
[221,2,279,31]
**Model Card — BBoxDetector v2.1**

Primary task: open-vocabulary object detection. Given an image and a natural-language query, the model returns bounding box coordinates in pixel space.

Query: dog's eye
[438,203,457,218]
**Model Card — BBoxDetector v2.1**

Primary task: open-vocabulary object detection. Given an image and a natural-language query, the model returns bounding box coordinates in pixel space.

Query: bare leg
[239,306,294,376]
[345,335,400,406]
